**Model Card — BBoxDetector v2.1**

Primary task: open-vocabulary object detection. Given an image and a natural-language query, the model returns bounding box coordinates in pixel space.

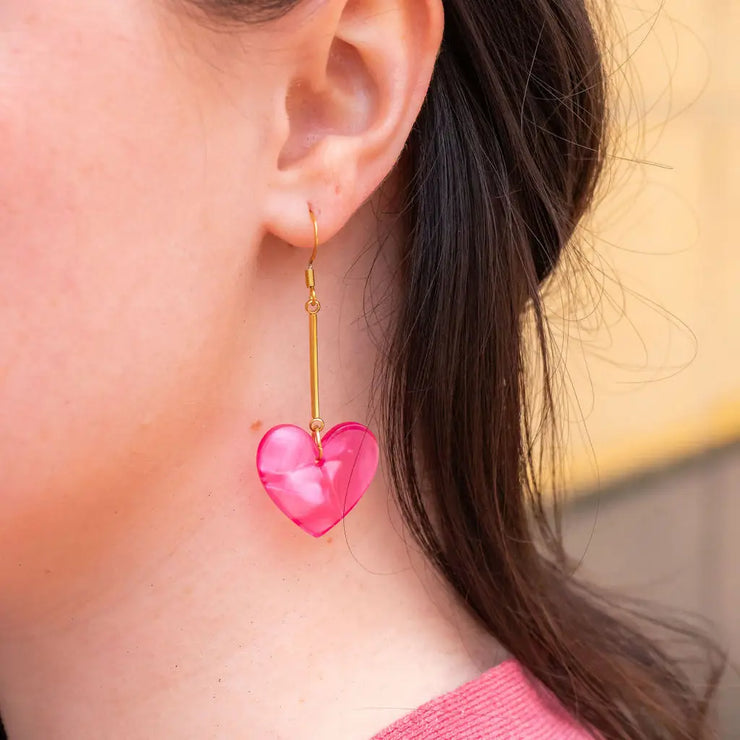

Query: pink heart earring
[255,204,379,537]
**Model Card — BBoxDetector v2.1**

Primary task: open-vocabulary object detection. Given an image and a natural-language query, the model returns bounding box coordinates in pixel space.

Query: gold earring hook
[307,205,319,268]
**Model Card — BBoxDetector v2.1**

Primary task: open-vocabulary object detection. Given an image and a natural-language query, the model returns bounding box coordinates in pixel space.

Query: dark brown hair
[190,0,725,737]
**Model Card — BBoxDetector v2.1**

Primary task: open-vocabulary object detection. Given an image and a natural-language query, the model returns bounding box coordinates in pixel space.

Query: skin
[0,1,503,737]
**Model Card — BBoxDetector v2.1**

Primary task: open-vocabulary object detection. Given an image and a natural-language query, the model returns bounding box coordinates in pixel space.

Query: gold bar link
[308,309,320,421]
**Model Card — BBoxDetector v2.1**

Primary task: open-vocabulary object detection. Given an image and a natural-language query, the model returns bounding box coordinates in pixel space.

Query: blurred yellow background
[548,0,739,491]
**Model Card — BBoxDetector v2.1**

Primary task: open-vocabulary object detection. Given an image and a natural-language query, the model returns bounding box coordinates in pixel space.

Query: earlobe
[261,0,444,250]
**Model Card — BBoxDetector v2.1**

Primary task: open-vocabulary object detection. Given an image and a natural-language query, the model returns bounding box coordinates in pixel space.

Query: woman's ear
[261,0,444,248]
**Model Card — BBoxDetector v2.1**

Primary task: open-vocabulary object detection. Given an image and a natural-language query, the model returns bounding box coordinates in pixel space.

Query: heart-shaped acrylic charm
[256,421,379,537]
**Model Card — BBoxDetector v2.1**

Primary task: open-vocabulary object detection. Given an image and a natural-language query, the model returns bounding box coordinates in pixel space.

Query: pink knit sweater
[370,659,593,739]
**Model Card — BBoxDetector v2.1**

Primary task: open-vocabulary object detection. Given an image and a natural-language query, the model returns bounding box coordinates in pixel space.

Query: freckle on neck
[250,419,263,431]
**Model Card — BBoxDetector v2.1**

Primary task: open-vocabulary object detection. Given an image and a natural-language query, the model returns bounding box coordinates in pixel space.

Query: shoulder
[370,659,595,739]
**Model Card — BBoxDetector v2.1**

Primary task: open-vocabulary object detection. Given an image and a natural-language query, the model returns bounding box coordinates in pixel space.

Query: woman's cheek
[0,6,236,532]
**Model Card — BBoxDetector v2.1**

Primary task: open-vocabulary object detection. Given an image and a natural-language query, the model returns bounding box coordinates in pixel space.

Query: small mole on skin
[334,184,341,195]
[250,419,263,431]
[326,536,333,544]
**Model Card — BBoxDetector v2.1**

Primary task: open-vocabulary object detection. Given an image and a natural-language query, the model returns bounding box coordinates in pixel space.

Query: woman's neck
[0,411,501,739]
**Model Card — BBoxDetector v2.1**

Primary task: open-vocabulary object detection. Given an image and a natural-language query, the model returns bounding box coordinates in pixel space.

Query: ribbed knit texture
[370,659,593,739]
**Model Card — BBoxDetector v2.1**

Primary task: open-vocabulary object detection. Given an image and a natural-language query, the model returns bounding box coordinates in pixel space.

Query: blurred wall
[564,441,740,737]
